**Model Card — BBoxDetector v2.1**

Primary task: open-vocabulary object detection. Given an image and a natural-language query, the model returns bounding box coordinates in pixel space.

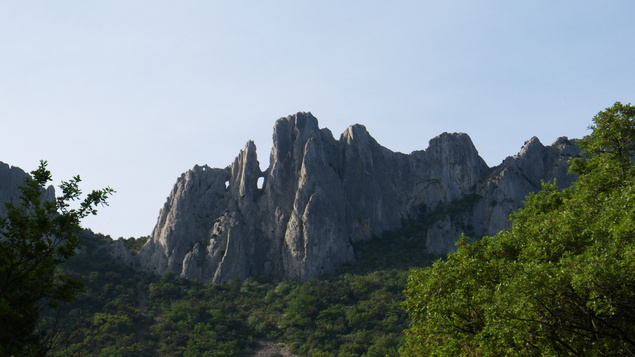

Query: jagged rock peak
[271,112,323,153]
[552,136,576,148]
[426,132,485,168]
[428,132,476,148]
[516,136,544,158]
[229,140,262,200]
[341,124,373,143]
[134,113,582,283]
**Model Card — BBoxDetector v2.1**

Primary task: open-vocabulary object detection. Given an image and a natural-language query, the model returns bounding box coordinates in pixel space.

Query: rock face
[0,162,55,216]
[424,136,579,254]
[0,162,30,216]
[136,112,581,282]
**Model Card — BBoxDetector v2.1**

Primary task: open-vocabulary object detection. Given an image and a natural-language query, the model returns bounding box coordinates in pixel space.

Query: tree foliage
[38,220,442,357]
[0,161,113,356]
[403,102,635,356]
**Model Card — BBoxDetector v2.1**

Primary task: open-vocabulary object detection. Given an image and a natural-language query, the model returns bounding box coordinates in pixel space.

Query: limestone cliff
[424,136,579,254]
[0,162,56,216]
[136,112,581,282]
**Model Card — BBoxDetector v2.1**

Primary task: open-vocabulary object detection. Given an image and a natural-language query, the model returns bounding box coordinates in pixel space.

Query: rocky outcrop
[136,112,581,282]
[0,162,56,216]
[0,162,30,216]
[111,240,137,268]
[424,136,579,254]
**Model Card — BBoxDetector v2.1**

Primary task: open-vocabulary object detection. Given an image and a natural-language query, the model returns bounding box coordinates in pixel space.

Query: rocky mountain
[134,112,580,282]
[0,162,55,216]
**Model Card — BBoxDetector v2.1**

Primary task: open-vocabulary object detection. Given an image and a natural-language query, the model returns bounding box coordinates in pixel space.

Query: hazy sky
[1,1,634,238]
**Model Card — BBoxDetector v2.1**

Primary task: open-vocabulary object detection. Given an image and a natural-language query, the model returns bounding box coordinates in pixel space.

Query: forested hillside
[45,220,440,356]
[403,102,635,355]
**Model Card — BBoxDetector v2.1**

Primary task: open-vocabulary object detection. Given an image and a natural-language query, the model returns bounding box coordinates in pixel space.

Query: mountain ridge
[0,112,579,283]
[130,112,580,282]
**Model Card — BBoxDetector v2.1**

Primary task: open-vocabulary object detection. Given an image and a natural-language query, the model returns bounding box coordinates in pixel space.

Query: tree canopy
[0,161,113,356]
[403,102,635,356]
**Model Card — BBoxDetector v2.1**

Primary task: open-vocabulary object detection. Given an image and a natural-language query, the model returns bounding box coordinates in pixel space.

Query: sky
[1,1,634,239]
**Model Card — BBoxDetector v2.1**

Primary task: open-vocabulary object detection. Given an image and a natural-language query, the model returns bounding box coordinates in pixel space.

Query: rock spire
[136,112,580,282]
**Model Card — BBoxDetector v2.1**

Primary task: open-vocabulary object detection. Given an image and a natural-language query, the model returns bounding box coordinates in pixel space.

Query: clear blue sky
[1,1,634,238]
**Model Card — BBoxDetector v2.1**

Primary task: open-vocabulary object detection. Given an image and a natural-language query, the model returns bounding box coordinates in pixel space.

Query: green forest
[40,215,440,356]
[404,102,635,355]
[2,102,635,356]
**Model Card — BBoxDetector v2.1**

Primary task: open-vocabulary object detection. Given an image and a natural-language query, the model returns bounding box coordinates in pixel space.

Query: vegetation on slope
[43,221,437,356]
[403,102,635,355]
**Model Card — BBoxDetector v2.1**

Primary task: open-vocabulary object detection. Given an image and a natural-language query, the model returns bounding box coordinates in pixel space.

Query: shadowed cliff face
[0,162,30,217]
[0,162,56,217]
[136,112,580,282]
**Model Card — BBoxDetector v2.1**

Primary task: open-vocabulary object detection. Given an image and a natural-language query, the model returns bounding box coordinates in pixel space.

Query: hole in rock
[225,180,230,189]
[257,177,264,189]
